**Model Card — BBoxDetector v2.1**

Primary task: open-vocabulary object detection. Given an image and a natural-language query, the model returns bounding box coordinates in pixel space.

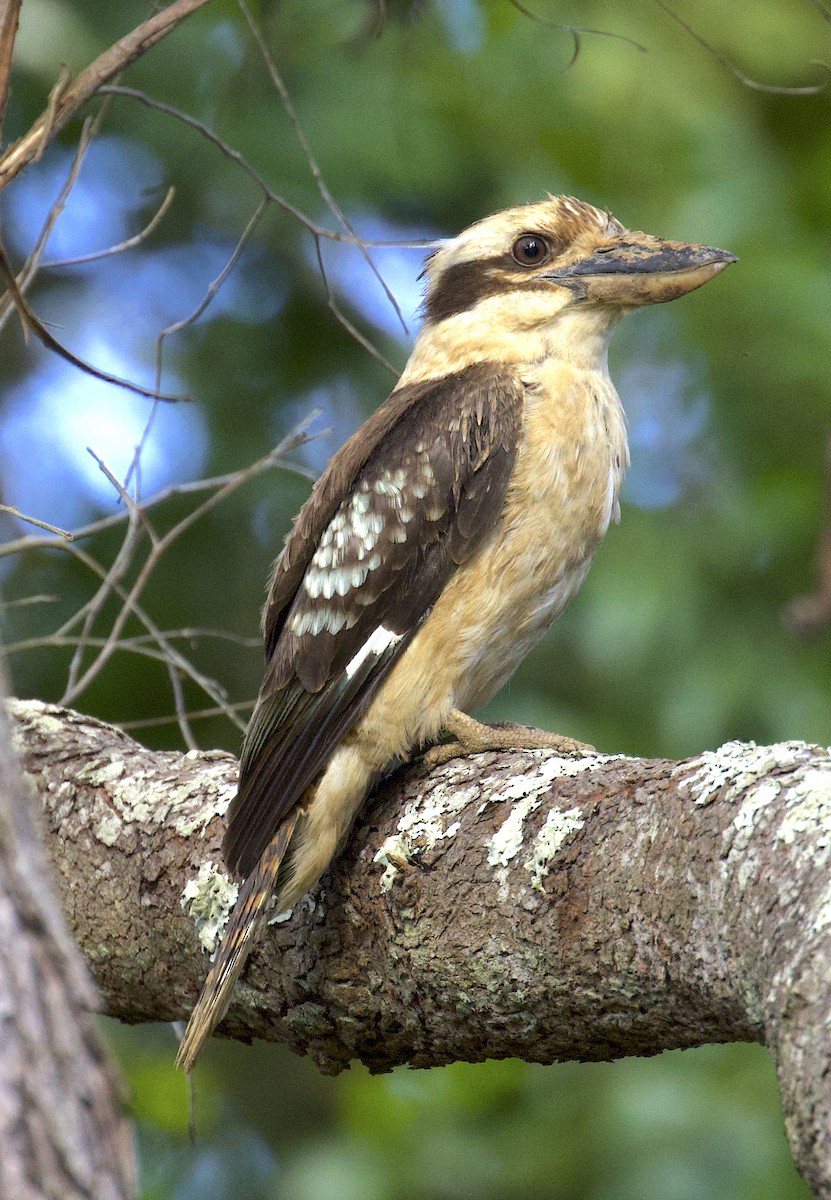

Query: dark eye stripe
[424,255,509,324]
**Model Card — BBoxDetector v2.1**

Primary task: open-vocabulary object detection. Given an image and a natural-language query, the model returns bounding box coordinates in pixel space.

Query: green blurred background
[1,1,829,1196]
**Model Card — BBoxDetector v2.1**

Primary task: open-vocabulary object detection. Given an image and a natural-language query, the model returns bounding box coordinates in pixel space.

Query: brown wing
[224,363,524,878]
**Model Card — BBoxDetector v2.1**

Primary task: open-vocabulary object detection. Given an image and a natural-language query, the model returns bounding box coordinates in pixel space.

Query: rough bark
[7,697,831,1197]
[0,686,135,1199]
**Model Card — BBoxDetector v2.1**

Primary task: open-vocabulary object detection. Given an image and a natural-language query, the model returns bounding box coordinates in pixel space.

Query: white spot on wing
[345,624,403,679]
[289,607,348,636]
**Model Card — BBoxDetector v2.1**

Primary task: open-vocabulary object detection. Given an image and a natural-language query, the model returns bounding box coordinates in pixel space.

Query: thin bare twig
[94,88,439,250]
[0,235,188,402]
[313,234,399,377]
[0,506,74,540]
[0,0,22,145]
[166,660,198,750]
[238,0,408,335]
[0,113,101,337]
[656,0,830,94]
[6,634,186,665]
[42,186,176,269]
[35,66,73,162]
[159,196,267,353]
[116,197,272,497]
[98,84,413,372]
[3,421,323,737]
[98,85,320,231]
[62,451,145,698]
[5,629,261,654]
[0,0,211,191]
[58,417,322,708]
[508,0,647,70]
[0,435,319,560]
[0,594,58,610]
[118,698,254,730]
[55,538,246,729]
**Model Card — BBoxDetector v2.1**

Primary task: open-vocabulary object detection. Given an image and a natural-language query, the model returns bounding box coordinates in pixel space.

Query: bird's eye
[511,234,550,267]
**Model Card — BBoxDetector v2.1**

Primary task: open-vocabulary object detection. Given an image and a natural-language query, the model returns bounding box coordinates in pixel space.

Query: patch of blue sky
[281,378,365,477]
[0,342,208,530]
[437,0,487,55]
[251,378,365,547]
[69,233,287,335]
[4,132,287,335]
[3,135,164,262]
[0,134,287,531]
[310,211,443,342]
[620,359,714,510]
[197,19,247,123]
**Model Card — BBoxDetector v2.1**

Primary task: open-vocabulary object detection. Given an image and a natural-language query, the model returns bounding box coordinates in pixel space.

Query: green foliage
[2,0,829,1196]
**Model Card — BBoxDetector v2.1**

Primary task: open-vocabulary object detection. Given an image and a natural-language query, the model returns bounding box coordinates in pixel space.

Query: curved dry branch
[0,0,211,192]
[7,699,831,1196]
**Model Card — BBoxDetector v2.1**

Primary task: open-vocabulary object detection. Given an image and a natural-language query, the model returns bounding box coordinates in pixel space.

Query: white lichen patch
[8,700,67,744]
[715,756,831,894]
[171,770,238,838]
[677,741,811,807]
[732,779,782,834]
[725,778,782,891]
[109,763,234,840]
[80,759,236,840]
[268,905,294,925]
[80,769,164,829]
[374,770,478,892]
[810,882,831,937]
[476,751,615,815]
[776,766,831,864]
[180,861,239,955]
[372,772,477,897]
[374,835,413,893]
[487,794,541,901]
[524,806,585,891]
[82,759,126,785]
[466,753,609,900]
[94,812,123,847]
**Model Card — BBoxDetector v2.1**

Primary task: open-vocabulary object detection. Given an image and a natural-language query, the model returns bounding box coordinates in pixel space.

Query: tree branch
[0,687,135,1198]
[0,0,22,146]
[0,0,211,192]
[8,698,831,1196]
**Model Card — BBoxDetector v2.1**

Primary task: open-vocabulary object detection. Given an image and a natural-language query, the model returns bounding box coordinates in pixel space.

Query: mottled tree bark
[0,687,135,1199]
[7,697,831,1198]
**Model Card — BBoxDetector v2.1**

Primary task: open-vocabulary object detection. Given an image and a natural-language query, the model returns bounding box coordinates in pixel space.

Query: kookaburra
[176,195,734,1070]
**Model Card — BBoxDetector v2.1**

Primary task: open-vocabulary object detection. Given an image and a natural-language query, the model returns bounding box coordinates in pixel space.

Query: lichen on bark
[7,698,831,1196]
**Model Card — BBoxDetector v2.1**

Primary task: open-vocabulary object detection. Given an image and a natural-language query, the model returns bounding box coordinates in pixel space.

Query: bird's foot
[423,708,595,768]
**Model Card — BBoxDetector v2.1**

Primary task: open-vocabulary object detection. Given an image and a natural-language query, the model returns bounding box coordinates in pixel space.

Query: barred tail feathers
[176,811,300,1073]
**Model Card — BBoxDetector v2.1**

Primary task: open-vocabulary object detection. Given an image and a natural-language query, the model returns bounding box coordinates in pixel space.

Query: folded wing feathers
[224,365,525,880]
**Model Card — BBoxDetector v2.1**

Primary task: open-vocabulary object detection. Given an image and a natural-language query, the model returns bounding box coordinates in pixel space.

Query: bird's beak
[541,234,737,307]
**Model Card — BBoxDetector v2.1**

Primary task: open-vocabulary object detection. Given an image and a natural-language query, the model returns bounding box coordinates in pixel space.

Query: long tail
[175,811,300,1073]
